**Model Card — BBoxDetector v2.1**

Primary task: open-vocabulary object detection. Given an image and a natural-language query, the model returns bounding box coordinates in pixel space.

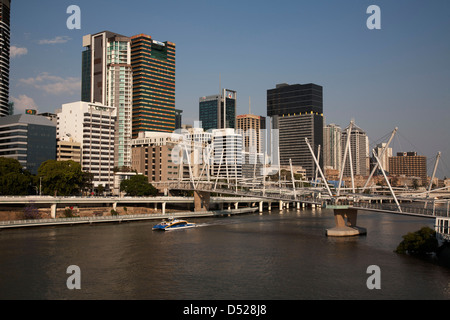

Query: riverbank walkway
[0,207,258,230]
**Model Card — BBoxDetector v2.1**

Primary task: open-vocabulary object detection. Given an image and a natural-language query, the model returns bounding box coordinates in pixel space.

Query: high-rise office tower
[211,128,243,179]
[341,122,369,177]
[82,31,133,168]
[323,123,342,172]
[267,83,323,179]
[130,34,176,137]
[236,114,266,153]
[199,89,236,131]
[175,109,183,130]
[0,0,11,117]
[373,142,392,173]
[236,114,266,179]
[57,101,116,191]
[0,114,56,174]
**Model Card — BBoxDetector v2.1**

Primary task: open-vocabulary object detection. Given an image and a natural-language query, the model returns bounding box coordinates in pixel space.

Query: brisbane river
[0,207,449,300]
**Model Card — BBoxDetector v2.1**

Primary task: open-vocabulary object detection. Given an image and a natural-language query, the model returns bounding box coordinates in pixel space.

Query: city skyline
[8,0,450,178]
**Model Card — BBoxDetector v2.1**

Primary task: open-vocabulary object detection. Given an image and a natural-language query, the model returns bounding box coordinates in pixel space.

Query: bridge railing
[0,212,217,228]
[160,181,322,203]
[0,214,157,227]
[353,202,449,217]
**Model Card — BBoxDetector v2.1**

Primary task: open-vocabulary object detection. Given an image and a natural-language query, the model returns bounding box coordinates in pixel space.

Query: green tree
[0,157,33,195]
[120,175,157,197]
[37,160,85,196]
[395,226,438,256]
[95,184,105,196]
[81,171,94,195]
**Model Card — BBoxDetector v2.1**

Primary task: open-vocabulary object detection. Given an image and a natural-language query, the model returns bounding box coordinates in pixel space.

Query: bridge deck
[157,181,323,204]
[352,202,449,218]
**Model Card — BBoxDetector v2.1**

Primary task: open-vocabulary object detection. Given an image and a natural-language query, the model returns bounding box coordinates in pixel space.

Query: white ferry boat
[152,218,196,231]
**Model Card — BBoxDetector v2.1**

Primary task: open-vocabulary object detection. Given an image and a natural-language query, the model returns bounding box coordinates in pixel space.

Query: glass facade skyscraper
[82,31,132,168]
[130,34,176,137]
[0,0,11,117]
[267,83,324,179]
[199,89,236,131]
[0,114,56,174]
[267,83,323,116]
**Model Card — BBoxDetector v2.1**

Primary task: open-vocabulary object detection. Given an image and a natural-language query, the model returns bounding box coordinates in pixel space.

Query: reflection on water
[0,208,449,300]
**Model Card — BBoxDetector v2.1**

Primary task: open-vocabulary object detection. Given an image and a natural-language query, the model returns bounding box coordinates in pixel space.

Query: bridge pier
[326,208,367,237]
[259,201,263,213]
[51,203,57,219]
[194,191,210,212]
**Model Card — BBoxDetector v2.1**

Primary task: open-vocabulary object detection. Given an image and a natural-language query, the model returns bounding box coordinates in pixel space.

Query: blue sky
[9,0,450,178]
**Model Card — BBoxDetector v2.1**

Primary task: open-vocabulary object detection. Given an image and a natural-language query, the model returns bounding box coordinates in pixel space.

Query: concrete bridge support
[326,208,367,237]
[51,204,57,219]
[259,201,263,213]
[194,191,210,212]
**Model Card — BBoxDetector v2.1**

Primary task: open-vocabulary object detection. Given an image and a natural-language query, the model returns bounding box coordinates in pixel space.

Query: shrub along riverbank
[395,226,450,267]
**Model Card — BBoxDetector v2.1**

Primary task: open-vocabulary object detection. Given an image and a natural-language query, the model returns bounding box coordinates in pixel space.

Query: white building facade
[323,123,342,172]
[211,128,243,179]
[341,122,369,177]
[57,101,116,191]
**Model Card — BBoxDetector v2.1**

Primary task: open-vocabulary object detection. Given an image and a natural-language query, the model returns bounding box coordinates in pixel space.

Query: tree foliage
[120,175,157,197]
[395,226,438,255]
[37,160,85,196]
[0,157,33,195]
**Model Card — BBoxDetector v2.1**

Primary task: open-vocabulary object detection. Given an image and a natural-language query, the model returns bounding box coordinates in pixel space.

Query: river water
[0,208,449,300]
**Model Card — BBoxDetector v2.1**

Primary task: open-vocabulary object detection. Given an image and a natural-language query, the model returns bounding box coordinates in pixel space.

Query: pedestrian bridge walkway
[352,201,449,219]
[157,180,323,205]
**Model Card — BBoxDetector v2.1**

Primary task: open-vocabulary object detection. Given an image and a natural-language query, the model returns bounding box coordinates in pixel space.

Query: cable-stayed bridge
[155,123,450,237]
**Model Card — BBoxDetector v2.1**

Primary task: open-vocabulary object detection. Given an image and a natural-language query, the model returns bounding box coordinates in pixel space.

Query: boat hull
[152,224,196,231]
[152,219,196,231]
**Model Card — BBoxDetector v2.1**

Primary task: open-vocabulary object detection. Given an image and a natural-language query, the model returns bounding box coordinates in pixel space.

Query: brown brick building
[131,132,181,183]
[389,152,427,185]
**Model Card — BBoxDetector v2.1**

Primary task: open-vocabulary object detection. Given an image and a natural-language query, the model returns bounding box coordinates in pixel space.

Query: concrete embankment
[0,207,258,230]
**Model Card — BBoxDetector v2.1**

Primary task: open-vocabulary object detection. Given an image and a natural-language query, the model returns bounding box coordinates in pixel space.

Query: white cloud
[19,72,80,95]
[10,46,28,58]
[11,95,38,113]
[38,36,71,45]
